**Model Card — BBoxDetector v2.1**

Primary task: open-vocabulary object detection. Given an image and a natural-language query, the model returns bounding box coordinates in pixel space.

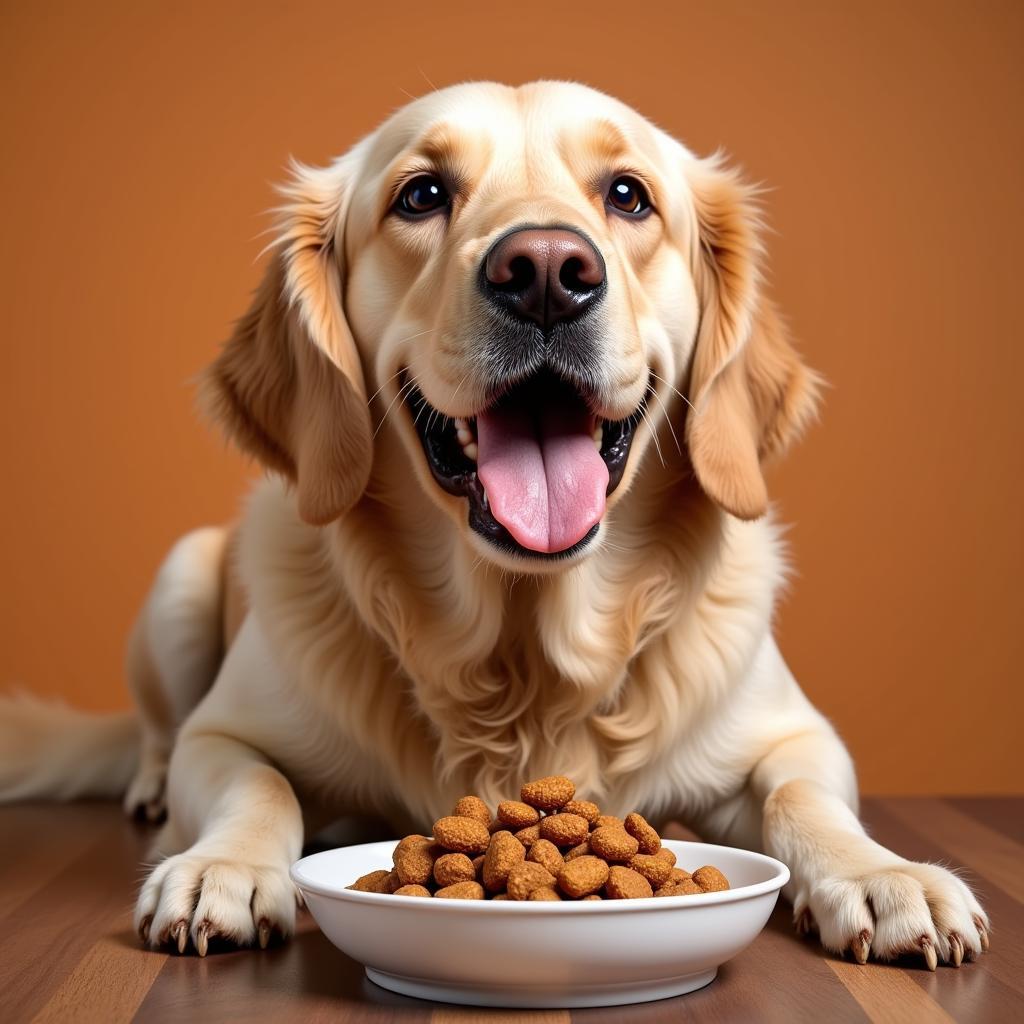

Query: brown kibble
[539,812,589,847]
[655,877,703,897]
[394,884,432,897]
[563,799,600,824]
[558,855,610,898]
[482,830,526,892]
[506,861,556,900]
[628,853,673,887]
[528,838,564,876]
[589,826,639,861]
[624,812,661,855]
[528,886,562,901]
[348,869,392,893]
[435,880,485,900]
[605,865,654,899]
[564,840,591,861]
[433,852,476,887]
[497,800,541,829]
[354,776,727,905]
[392,835,428,863]
[693,865,730,892]
[452,796,491,825]
[393,837,439,886]
[521,775,575,811]
[433,815,491,854]
[514,824,542,847]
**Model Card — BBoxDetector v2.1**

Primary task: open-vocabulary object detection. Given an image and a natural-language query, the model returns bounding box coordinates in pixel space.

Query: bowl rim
[290,838,790,914]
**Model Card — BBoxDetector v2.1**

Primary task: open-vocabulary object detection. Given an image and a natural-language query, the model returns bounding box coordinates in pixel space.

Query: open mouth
[404,369,647,559]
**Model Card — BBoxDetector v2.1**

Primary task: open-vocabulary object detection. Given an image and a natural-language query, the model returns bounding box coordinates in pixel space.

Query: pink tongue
[476,403,609,554]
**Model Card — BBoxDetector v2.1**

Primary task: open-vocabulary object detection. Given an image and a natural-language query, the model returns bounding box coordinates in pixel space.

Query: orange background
[2,1,1021,794]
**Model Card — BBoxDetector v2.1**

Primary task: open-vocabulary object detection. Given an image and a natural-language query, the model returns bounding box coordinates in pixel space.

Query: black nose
[480,227,606,329]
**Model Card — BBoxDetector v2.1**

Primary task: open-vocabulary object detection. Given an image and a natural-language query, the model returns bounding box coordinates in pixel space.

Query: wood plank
[948,797,1024,845]
[31,932,167,1024]
[434,1012,568,1024]
[569,904,868,1024]
[0,804,150,1022]
[0,802,129,920]
[861,799,1024,1018]
[880,797,1024,903]
[825,959,956,1024]
[0,800,1019,1022]
[131,914,435,1023]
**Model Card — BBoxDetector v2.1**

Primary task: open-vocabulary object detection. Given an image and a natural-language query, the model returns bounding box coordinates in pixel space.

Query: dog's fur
[0,82,988,967]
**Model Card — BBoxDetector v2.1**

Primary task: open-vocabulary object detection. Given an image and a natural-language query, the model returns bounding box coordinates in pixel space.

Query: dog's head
[203,82,820,568]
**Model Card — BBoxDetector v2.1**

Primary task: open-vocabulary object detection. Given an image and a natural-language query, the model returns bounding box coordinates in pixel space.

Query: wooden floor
[0,798,1020,1023]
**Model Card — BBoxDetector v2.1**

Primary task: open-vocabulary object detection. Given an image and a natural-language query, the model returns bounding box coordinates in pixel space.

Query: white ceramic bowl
[291,839,789,1008]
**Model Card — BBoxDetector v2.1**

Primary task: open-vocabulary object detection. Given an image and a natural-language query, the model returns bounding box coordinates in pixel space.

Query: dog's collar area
[402,369,645,560]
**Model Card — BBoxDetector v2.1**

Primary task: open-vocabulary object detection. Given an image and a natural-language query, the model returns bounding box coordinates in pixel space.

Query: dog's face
[204,82,819,570]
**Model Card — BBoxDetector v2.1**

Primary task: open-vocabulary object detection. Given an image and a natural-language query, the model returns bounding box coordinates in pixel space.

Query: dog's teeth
[593,424,603,449]
[463,442,478,461]
[454,418,468,431]
[482,488,489,510]
[456,427,473,445]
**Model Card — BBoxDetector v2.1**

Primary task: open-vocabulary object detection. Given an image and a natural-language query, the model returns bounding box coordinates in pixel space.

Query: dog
[0,81,988,968]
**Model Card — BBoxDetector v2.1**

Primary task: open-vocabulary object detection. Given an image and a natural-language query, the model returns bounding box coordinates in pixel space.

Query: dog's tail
[0,691,139,801]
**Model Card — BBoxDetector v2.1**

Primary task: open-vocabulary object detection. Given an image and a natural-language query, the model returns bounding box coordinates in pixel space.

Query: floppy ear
[200,159,373,525]
[685,156,822,520]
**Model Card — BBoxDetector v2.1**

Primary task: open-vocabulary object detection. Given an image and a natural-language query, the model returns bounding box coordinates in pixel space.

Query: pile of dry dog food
[348,775,730,901]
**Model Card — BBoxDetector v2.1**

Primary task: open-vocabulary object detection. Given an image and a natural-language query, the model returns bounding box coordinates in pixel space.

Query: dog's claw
[850,929,871,965]
[258,919,271,949]
[173,920,188,954]
[138,915,152,945]
[920,936,937,971]
[196,922,210,958]
[949,933,964,967]
[794,907,815,937]
[974,916,990,951]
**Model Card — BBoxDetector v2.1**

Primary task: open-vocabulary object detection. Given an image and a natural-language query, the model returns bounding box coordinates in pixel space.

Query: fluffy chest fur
[239,463,785,829]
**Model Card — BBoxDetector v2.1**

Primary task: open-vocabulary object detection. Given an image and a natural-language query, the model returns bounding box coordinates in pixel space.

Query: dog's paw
[802,860,989,969]
[134,852,296,955]
[123,756,168,823]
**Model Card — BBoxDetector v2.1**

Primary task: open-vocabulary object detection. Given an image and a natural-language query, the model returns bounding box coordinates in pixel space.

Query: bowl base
[365,965,717,1008]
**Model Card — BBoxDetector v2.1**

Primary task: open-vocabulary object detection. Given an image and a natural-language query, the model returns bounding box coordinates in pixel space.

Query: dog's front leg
[133,616,304,955]
[745,727,990,968]
[133,730,303,954]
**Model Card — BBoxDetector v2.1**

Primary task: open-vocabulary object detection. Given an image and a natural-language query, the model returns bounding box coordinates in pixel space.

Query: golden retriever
[0,81,988,969]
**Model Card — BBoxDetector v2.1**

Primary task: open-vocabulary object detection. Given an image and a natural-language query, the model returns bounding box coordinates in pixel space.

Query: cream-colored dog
[0,81,988,968]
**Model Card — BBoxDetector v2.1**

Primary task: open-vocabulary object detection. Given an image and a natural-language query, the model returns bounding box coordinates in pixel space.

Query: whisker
[413,391,432,430]
[646,386,682,456]
[649,369,696,413]
[373,374,420,439]
[417,66,440,93]
[365,343,434,407]
[638,406,666,468]
[449,371,471,408]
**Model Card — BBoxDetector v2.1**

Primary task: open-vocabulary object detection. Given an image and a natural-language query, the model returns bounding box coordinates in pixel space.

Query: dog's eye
[396,175,450,217]
[606,176,651,216]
